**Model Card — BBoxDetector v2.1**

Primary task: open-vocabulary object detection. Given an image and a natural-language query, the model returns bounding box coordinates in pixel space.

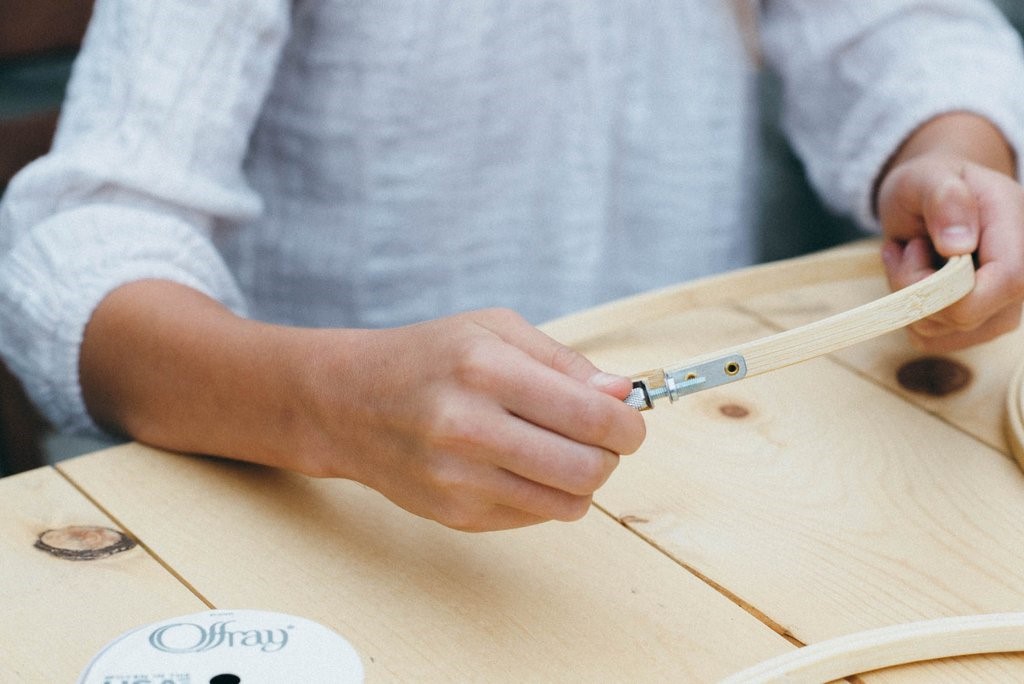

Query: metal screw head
[624,383,653,410]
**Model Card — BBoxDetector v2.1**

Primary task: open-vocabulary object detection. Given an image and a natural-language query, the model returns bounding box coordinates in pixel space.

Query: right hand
[296,308,647,532]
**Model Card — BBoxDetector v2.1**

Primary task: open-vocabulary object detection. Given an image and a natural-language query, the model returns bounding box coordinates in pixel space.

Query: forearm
[79,280,647,531]
[879,112,1017,191]
[79,280,331,473]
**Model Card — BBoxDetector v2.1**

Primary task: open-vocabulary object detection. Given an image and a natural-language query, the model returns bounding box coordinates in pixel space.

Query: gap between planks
[54,451,868,680]
[590,506,867,681]
[54,463,217,610]
[590,500,806,648]
[585,291,1003,683]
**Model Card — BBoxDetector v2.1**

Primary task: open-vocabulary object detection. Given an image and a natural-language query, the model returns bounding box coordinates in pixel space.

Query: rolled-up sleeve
[761,0,1024,229]
[0,0,290,433]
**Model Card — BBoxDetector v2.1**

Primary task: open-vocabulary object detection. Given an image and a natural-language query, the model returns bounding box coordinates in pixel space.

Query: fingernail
[940,225,976,252]
[588,372,626,389]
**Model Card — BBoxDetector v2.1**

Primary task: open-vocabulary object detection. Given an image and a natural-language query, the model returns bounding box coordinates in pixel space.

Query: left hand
[876,134,1024,352]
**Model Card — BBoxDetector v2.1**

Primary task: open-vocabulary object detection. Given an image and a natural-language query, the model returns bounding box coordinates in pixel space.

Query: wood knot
[34,525,136,561]
[896,356,972,397]
[718,403,750,419]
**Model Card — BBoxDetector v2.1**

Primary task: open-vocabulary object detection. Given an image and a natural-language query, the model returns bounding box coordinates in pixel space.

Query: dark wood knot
[34,525,136,561]
[718,403,751,419]
[896,356,972,397]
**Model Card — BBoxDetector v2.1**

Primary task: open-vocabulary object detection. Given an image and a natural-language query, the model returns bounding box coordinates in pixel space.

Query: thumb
[543,343,633,400]
[880,157,981,257]
[541,343,634,400]
[482,309,635,399]
[585,370,635,400]
[923,172,980,258]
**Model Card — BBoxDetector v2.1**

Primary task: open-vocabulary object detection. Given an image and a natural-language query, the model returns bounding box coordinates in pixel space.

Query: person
[2,1,1023,531]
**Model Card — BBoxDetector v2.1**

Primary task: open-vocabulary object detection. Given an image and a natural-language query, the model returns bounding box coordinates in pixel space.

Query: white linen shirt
[2,0,1024,434]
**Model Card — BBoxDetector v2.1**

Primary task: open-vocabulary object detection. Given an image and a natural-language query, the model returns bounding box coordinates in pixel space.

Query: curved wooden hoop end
[630,254,975,407]
[722,612,1024,683]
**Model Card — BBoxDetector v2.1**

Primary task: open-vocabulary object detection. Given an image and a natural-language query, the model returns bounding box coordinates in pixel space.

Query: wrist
[282,327,381,480]
[873,111,1017,215]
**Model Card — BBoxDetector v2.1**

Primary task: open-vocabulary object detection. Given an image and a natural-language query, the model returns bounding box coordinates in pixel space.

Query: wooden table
[4,240,1024,682]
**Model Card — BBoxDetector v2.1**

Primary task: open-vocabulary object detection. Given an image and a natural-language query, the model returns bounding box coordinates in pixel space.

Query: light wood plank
[742,270,1024,455]
[42,241,1024,681]
[59,444,794,683]
[542,270,1024,680]
[0,467,208,682]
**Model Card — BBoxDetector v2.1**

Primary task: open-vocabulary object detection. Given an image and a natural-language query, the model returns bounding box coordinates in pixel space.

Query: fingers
[880,157,979,256]
[432,395,622,494]
[480,308,636,399]
[412,399,616,530]
[372,308,648,532]
[905,303,1022,353]
[497,358,645,456]
[880,237,937,292]
[429,459,601,532]
[472,309,646,456]
[968,163,1024,312]
[878,157,1024,351]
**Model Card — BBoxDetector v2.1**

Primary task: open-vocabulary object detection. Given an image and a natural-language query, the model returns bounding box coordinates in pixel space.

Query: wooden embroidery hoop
[624,249,975,410]
[722,612,1024,683]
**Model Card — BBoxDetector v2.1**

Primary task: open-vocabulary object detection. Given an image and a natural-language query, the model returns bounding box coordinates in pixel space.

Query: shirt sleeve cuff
[830,52,1024,231]
[0,205,247,434]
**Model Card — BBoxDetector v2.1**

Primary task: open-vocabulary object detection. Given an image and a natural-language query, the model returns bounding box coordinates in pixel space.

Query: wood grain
[743,261,1024,455]
[542,241,1024,680]
[21,240,1023,682]
[58,445,794,682]
[0,466,207,682]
